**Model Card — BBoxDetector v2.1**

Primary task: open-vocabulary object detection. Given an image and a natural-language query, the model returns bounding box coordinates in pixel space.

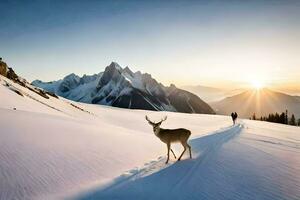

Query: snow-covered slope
[32,62,215,114]
[76,122,300,200]
[1,75,299,200]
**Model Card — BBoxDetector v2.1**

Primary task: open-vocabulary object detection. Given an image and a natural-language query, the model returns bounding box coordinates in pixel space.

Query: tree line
[250,110,300,126]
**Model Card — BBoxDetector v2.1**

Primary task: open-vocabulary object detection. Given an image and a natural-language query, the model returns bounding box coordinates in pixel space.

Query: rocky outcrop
[0,58,57,100]
[0,58,8,77]
[0,58,20,82]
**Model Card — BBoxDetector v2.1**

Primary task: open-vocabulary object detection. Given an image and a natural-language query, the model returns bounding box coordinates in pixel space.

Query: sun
[251,80,264,90]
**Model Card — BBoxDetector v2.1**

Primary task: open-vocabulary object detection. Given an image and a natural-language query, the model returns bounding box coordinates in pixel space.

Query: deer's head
[145,115,167,132]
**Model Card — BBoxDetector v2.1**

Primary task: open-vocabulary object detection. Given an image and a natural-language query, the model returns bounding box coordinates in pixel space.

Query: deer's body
[146,116,192,164]
[154,128,191,143]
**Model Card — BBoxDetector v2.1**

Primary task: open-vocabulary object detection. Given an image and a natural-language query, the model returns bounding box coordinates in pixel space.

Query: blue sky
[1,0,299,89]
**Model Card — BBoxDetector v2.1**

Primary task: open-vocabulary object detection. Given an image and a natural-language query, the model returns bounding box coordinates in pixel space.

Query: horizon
[1,0,300,92]
[28,61,300,96]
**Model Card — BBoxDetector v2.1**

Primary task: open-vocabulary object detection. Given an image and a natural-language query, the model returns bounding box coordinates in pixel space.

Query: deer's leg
[170,148,177,159]
[187,143,192,159]
[166,143,170,164]
[178,142,187,161]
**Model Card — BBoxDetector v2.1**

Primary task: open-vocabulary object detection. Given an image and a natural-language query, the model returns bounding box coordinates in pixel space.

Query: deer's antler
[158,116,167,124]
[145,115,154,124]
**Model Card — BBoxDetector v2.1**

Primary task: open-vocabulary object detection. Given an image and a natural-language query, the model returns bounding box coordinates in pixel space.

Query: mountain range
[32,62,215,114]
[4,58,299,119]
[211,88,300,119]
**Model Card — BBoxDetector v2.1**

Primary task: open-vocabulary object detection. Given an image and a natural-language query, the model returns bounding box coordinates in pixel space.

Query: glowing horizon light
[251,80,265,90]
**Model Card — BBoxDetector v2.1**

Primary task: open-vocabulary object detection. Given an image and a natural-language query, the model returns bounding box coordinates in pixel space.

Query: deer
[145,115,192,164]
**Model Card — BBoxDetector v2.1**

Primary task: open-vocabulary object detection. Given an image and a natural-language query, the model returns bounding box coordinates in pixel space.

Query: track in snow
[74,124,243,200]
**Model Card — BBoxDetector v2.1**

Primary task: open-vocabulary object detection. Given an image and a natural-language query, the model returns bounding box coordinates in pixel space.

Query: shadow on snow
[75,124,243,200]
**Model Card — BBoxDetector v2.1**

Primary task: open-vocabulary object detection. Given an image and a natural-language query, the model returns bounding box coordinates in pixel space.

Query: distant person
[231,112,235,125]
[231,112,238,125]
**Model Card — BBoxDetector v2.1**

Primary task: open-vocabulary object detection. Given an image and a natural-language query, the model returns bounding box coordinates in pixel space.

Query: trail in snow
[74,122,300,200]
[74,124,243,200]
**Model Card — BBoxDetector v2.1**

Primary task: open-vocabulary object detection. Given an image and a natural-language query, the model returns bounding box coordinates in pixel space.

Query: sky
[0,0,300,90]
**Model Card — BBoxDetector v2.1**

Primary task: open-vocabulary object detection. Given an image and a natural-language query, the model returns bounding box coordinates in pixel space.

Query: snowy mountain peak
[32,62,215,114]
[64,73,79,79]
[135,70,142,76]
[108,61,122,71]
[80,74,98,84]
[123,66,134,77]
[58,73,81,93]
[99,62,124,86]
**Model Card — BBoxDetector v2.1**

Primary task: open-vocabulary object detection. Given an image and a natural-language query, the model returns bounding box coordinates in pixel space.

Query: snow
[76,122,300,200]
[0,75,299,200]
